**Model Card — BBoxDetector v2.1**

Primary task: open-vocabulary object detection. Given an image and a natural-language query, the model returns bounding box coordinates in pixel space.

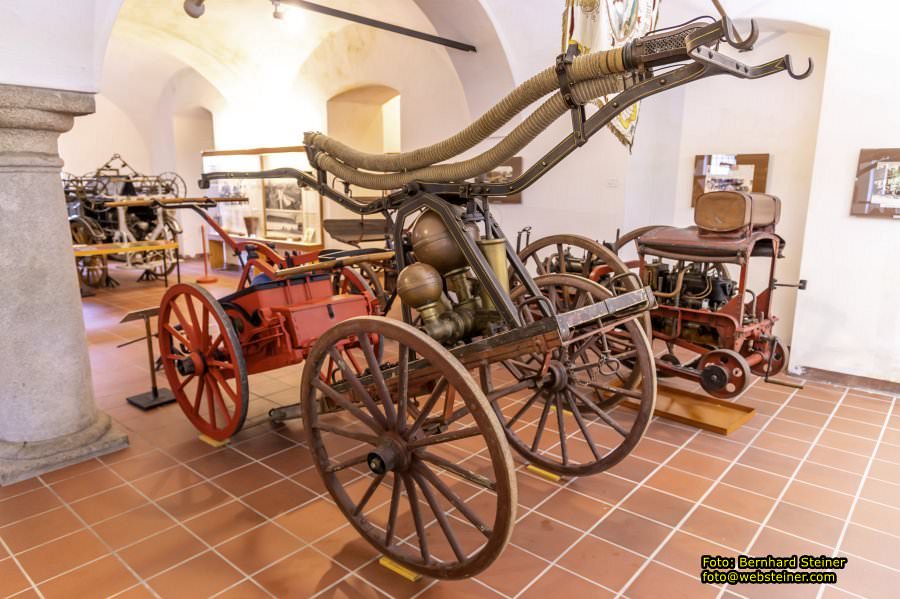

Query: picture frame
[477,156,523,204]
[692,153,769,206]
[850,148,900,219]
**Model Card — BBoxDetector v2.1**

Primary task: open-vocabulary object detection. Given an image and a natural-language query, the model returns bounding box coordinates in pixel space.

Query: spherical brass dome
[397,262,443,308]
[411,210,479,273]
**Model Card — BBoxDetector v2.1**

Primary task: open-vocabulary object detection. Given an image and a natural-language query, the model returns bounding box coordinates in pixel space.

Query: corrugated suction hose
[311,74,625,190]
[304,46,628,176]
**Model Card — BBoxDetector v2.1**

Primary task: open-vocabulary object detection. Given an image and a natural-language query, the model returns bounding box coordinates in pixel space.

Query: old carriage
[158,9,810,579]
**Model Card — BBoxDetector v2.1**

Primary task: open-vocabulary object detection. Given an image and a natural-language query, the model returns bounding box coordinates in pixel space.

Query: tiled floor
[1,262,898,598]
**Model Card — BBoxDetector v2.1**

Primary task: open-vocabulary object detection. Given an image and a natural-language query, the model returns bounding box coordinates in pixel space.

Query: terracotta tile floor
[1,262,898,598]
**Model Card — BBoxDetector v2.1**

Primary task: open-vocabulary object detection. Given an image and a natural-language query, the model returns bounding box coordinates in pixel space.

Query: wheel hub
[542,360,570,392]
[367,436,409,475]
[700,364,728,391]
[176,351,207,377]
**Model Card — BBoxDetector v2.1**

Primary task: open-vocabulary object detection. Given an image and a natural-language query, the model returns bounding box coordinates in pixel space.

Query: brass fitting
[397,262,475,344]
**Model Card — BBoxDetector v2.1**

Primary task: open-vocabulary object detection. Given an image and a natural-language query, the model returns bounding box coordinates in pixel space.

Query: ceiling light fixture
[272,1,285,19]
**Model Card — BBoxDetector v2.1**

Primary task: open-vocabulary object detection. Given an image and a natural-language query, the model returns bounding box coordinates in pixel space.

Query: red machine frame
[633,222,792,398]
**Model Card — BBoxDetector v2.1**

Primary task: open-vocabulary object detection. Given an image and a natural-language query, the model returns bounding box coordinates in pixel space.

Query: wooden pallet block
[623,384,755,435]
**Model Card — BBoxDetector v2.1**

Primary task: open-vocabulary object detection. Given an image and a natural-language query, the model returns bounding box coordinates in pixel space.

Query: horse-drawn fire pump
[65,154,185,286]
[162,5,810,579]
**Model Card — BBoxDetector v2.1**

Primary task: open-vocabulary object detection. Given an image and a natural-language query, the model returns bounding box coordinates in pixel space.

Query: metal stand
[120,307,176,410]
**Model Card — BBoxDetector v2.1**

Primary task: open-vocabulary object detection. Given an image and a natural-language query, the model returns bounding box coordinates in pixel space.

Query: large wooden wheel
[483,274,656,476]
[70,218,108,287]
[142,220,179,277]
[301,317,516,579]
[517,233,651,334]
[158,283,249,440]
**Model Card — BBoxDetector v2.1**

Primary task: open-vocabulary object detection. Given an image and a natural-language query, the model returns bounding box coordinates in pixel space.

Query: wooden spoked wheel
[301,317,516,579]
[158,283,248,440]
[698,348,751,399]
[517,234,650,334]
[70,218,108,287]
[143,221,179,277]
[483,274,656,476]
[356,261,388,313]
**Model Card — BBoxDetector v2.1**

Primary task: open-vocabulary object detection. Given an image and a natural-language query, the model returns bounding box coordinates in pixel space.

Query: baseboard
[791,365,900,396]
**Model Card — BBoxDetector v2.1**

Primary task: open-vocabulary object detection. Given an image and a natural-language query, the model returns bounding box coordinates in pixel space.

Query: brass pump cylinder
[476,238,509,311]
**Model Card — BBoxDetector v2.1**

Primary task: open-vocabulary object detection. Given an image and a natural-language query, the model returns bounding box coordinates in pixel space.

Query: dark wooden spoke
[385,472,401,547]
[507,389,543,428]
[556,243,565,275]
[407,377,447,436]
[311,378,382,434]
[555,393,568,466]
[352,473,384,517]
[407,427,480,449]
[359,334,396,426]
[397,344,409,432]
[402,474,430,563]
[325,452,368,473]
[581,252,593,277]
[418,451,496,491]
[415,463,491,538]
[565,390,602,461]
[530,393,554,452]
[413,470,465,562]
[585,381,644,400]
[329,348,388,429]
[313,422,380,445]
[570,386,629,437]
[485,378,534,402]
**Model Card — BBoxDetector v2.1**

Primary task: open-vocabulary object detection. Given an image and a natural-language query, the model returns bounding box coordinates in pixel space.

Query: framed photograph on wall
[200,146,323,246]
[478,156,523,204]
[693,154,769,206]
[850,148,900,219]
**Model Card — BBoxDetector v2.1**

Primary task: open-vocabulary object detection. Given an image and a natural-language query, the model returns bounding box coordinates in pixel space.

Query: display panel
[851,148,900,219]
[201,146,323,245]
[692,154,769,206]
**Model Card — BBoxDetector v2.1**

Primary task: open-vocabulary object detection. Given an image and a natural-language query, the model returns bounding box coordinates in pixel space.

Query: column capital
[0,83,95,168]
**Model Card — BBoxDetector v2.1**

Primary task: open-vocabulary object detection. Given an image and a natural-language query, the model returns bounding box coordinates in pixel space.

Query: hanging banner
[562,0,661,149]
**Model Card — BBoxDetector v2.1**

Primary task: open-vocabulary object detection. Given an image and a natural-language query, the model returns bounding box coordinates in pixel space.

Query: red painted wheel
[698,349,750,399]
[750,338,789,377]
[158,283,248,440]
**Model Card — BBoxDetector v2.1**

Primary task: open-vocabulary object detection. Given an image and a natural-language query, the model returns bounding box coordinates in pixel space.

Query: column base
[0,413,129,486]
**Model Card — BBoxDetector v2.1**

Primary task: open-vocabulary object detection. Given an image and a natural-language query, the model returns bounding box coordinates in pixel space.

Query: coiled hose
[304,46,630,187]
[310,73,626,190]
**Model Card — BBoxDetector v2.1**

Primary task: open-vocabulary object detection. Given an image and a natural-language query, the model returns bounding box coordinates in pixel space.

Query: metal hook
[724,17,759,51]
[712,0,758,50]
[784,55,814,80]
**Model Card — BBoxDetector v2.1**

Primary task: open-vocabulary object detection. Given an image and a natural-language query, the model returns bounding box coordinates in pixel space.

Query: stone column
[0,84,128,485]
